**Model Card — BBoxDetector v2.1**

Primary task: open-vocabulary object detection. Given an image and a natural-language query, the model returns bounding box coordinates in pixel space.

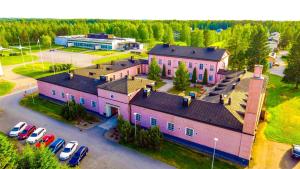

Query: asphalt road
[269,51,288,77]
[0,89,174,169]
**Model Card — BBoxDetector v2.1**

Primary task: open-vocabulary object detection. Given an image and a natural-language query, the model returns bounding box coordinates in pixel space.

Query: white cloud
[0,0,300,20]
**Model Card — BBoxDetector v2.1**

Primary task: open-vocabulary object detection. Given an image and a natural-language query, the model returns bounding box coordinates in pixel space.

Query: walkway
[269,51,288,77]
[157,78,173,92]
[0,89,174,169]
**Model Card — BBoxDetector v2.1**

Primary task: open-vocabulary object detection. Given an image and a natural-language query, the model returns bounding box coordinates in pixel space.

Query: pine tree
[191,67,197,83]
[246,25,270,72]
[173,62,190,90]
[202,69,208,85]
[283,34,300,89]
[148,57,161,81]
[162,64,166,78]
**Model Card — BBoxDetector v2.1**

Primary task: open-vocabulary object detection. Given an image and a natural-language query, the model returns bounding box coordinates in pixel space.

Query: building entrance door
[105,104,120,117]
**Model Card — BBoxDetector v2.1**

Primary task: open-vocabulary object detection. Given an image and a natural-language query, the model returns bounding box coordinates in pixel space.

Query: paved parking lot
[0,89,173,169]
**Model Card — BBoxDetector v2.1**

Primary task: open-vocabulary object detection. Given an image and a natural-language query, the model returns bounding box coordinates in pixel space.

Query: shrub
[60,101,87,121]
[49,64,72,73]
[0,134,18,169]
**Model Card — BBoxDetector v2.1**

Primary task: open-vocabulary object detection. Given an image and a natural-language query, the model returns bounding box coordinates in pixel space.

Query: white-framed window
[150,117,157,126]
[209,75,214,81]
[185,128,194,137]
[91,101,97,108]
[210,65,214,71]
[199,64,204,70]
[135,113,141,122]
[51,90,56,96]
[79,97,85,105]
[61,92,65,98]
[198,74,203,80]
[167,122,175,131]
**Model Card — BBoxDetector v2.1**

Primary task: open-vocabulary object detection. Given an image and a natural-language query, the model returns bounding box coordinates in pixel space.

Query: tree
[41,35,52,47]
[148,127,163,150]
[148,57,161,81]
[0,134,18,169]
[283,34,300,89]
[61,101,86,121]
[137,24,149,42]
[202,69,208,85]
[204,30,216,47]
[280,27,294,49]
[180,24,191,45]
[162,25,174,44]
[161,64,166,78]
[191,29,204,48]
[191,68,197,83]
[152,23,164,41]
[173,62,190,90]
[246,25,270,72]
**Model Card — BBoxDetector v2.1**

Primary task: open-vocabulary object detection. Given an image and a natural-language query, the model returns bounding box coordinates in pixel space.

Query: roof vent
[171,48,175,52]
[68,73,74,80]
[182,96,192,107]
[207,46,217,51]
[219,94,224,104]
[100,76,107,82]
[189,91,196,99]
[143,88,151,97]
[228,97,232,105]
[163,43,170,48]
[192,50,196,54]
[121,63,126,67]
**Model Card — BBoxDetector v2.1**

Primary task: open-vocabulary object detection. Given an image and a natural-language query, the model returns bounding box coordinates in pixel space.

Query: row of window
[188,73,214,81]
[158,59,215,71]
[135,114,195,137]
[51,90,97,108]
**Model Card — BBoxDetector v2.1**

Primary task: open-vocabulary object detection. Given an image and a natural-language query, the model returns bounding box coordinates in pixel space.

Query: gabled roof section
[131,91,244,132]
[149,44,227,61]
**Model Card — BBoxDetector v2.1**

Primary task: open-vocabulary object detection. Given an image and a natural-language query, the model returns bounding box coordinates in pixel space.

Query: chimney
[182,96,192,107]
[68,73,74,80]
[242,65,265,135]
[143,88,151,97]
[163,43,170,48]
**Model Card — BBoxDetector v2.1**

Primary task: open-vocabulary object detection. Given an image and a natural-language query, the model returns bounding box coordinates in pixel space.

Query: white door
[105,104,111,117]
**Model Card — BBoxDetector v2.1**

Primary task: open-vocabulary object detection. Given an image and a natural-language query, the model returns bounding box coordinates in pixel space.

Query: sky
[0,0,300,20]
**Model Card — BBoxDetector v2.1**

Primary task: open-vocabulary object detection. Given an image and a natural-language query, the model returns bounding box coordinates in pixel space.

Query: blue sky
[1,0,300,20]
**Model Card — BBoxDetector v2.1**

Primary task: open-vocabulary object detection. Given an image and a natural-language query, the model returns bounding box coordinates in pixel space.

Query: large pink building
[148,44,229,84]
[37,46,266,166]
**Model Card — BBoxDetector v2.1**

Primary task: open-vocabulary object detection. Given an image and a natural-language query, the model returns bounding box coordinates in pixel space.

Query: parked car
[49,138,65,154]
[35,134,55,148]
[18,125,36,140]
[291,144,300,158]
[59,141,78,161]
[26,128,46,144]
[8,122,27,137]
[68,146,89,167]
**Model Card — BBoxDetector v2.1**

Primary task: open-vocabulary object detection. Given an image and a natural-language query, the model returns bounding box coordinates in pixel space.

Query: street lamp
[133,113,137,139]
[211,137,219,169]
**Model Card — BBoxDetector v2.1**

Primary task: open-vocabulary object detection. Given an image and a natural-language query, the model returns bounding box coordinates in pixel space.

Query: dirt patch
[249,122,300,169]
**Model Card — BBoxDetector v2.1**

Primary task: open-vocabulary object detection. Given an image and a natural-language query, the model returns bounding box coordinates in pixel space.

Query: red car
[35,134,55,148]
[18,125,36,140]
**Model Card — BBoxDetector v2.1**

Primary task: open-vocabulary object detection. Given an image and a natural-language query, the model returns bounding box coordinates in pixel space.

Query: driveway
[269,51,288,77]
[0,89,174,169]
[36,51,100,67]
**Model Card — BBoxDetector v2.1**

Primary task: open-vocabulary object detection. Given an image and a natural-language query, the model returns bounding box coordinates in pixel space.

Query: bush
[49,64,72,73]
[60,101,87,121]
[0,134,18,169]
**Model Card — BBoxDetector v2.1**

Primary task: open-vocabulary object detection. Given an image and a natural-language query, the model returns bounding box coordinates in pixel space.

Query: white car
[59,141,79,161]
[26,128,46,144]
[8,122,27,137]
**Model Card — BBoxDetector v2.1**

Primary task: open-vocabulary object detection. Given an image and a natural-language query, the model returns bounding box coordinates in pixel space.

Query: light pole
[211,137,219,169]
[133,113,137,139]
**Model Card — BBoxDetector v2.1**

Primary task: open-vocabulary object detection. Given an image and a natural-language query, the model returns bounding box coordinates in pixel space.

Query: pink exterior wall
[130,105,254,160]
[105,65,145,81]
[149,54,229,84]
[97,88,141,120]
[37,81,99,113]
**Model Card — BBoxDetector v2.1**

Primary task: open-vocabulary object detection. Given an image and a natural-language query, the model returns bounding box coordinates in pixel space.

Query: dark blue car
[49,138,65,154]
[68,146,89,167]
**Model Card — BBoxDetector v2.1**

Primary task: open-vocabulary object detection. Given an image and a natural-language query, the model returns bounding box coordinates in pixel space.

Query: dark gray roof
[37,73,106,95]
[149,44,227,61]
[131,91,243,132]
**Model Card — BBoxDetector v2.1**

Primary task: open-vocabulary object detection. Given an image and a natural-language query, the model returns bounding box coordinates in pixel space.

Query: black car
[68,146,89,167]
[49,138,65,154]
[291,144,300,158]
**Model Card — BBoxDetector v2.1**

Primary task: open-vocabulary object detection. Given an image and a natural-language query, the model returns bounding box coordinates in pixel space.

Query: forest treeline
[0,19,299,72]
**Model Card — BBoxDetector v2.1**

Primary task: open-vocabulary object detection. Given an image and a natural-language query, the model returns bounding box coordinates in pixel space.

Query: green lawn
[12,62,71,79]
[168,86,202,96]
[125,141,240,169]
[20,94,76,124]
[264,74,300,144]
[154,80,166,90]
[92,53,148,64]
[0,55,38,66]
[0,80,15,96]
